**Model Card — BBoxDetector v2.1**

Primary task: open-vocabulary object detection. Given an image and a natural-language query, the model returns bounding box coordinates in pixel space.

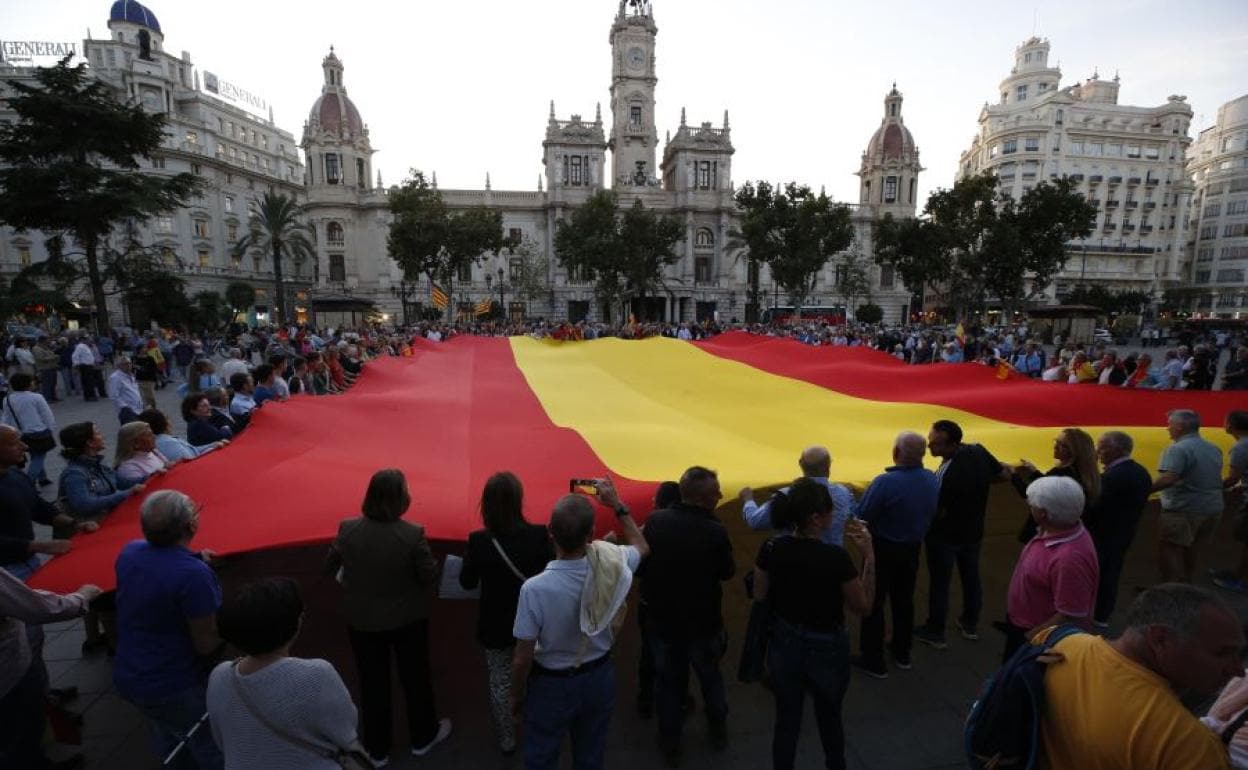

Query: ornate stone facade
[957,37,1194,307]
[305,0,920,325]
[1184,94,1248,317]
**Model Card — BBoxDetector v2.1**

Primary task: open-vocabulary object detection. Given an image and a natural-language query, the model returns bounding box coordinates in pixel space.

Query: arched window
[694,228,714,249]
[326,222,344,245]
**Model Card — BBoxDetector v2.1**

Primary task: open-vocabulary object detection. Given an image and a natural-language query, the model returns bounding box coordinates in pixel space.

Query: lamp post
[496,267,509,319]
[390,278,418,327]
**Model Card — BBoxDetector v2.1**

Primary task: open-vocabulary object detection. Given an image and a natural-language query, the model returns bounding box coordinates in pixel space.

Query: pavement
[21,353,1248,770]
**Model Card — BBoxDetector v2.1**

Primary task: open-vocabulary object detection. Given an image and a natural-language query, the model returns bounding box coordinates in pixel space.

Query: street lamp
[390,278,418,327]
[496,267,509,319]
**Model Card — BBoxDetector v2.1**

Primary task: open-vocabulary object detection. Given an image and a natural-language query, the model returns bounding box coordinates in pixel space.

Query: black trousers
[77,364,101,399]
[1094,538,1130,624]
[859,538,920,667]
[348,619,438,758]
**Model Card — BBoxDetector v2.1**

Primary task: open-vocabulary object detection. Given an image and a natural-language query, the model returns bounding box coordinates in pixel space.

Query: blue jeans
[648,630,729,741]
[26,450,48,484]
[125,685,222,770]
[768,619,850,770]
[923,536,983,633]
[523,660,614,770]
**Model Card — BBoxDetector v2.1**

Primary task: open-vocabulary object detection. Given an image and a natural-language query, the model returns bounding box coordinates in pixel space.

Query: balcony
[1089,175,1103,183]
[1108,176,1123,184]
[1069,173,1085,181]
[1127,177,1142,185]
[1105,199,1120,208]
[1140,225,1154,233]
[1125,201,1139,209]
[1122,224,1136,233]
[1143,202,1157,210]
[1103,223,1118,231]
[1145,178,1160,186]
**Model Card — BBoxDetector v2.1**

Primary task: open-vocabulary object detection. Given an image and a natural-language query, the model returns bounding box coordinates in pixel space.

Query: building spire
[595,102,602,124]
[723,109,730,130]
[680,106,686,127]
[431,170,438,189]
[376,170,383,188]
[485,172,491,190]
[538,174,543,192]
[549,100,556,121]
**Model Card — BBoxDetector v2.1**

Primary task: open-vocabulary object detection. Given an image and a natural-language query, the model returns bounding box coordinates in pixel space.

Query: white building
[0,0,309,327]
[957,37,1194,308]
[305,0,921,325]
[1184,93,1248,318]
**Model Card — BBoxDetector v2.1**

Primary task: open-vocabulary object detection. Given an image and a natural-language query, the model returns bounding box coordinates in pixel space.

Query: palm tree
[233,192,314,326]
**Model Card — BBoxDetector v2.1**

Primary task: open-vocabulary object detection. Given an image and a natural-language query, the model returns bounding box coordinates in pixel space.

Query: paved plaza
[24,360,1247,770]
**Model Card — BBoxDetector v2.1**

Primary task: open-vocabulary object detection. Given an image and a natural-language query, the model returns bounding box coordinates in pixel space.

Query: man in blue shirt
[739,446,855,546]
[114,490,224,770]
[853,432,939,679]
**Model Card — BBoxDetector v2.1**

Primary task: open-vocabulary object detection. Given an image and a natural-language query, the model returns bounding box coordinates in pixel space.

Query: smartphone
[569,478,600,495]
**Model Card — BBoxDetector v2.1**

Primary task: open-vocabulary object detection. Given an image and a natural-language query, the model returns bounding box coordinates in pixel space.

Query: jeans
[523,659,615,770]
[649,629,729,742]
[859,538,920,668]
[125,685,222,770]
[26,450,49,484]
[923,536,983,633]
[768,619,851,770]
[38,368,58,401]
[348,619,438,758]
[60,365,78,395]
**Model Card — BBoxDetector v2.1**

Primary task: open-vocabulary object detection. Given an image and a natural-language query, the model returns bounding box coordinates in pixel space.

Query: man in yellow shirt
[1040,583,1245,769]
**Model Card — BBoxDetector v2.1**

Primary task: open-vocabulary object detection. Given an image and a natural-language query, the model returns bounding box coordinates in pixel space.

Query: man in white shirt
[71,336,101,401]
[512,480,649,770]
[106,357,144,424]
[228,373,257,417]
[218,349,250,384]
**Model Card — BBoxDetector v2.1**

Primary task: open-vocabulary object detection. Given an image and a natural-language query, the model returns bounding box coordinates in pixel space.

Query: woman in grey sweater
[207,577,361,770]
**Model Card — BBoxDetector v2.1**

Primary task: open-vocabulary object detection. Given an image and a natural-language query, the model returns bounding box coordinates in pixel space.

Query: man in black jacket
[641,466,734,765]
[916,420,1012,649]
[1087,430,1153,626]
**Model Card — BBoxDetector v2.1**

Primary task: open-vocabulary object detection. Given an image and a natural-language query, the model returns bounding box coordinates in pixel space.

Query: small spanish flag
[995,360,1014,381]
[474,298,493,318]
[430,282,449,310]
[955,322,966,346]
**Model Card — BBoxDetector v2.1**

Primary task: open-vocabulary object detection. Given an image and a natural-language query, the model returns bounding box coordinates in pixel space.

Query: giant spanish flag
[31,333,1243,592]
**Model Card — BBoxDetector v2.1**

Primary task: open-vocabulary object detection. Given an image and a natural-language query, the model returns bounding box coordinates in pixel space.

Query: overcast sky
[6,0,1246,209]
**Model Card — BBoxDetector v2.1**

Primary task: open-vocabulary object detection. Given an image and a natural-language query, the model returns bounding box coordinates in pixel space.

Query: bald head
[799,446,831,478]
[549,493,595,553]
[893,432,927,467]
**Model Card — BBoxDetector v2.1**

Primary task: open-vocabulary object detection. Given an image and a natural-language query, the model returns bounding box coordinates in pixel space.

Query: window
[1126,144,1141,159]
[1024,137,1040,152]
[570,156,582,186]
[326,222,344,245]
[329,254,346,282]
[1070,141,1085,155]
[909,178,917,204]
[884,176,898,203]
[1226,200,1248,216]
[1204,203,1222,218]
[1200,224,1218,240]
[457,261,472,282]
[508,228,523,245]
[191,163,201,175]
[1106,143,1122,157]
[1087,143,1103,157]
[157,215,175,233]
[695,256,712,284]
[198,250,210,268]
[1145,146,1160,160]
[193,219,209,238]
[1217,269,1246,284]
[161,247,176,266]
[1222,246,1248,260]
[694,228,714,249]
[630,106,642,126]
[879,265,895,289]
[509,258,522,280]
[698,161,711,189]
[1055,109,1064,125]
[227,223,238,241]
[325,153,340,184]
[1197,246,1214,262]
[1003,140,1018,155]
[1195,270,1211,284]
[223,195,233,213]
[357,158,366,189]
[18,246,31,267]
[989,144,1000,159]
[1016,85,1028,101]
[1225,223,1248,238]
[231,254,242,270]
[1038,82,1049,92]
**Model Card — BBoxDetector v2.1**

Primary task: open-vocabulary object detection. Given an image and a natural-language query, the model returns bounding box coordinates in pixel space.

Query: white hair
[1025,476,1085,527]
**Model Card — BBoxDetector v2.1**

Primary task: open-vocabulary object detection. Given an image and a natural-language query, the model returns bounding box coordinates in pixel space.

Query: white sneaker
[411,718,452,757]
[369,756,389,768]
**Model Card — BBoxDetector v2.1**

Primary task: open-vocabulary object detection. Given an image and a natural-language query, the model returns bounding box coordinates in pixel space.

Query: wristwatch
[614,504,631,518]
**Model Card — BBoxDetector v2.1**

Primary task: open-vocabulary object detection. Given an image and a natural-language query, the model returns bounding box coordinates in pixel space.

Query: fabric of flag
[430,282,449,309]
[30,333,1243,593]
[955,322,966,345]
[995,360,1013,380]
[474,298,493,317]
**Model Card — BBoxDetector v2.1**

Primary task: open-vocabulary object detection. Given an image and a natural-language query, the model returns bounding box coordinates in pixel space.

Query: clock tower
[609,0,659,187]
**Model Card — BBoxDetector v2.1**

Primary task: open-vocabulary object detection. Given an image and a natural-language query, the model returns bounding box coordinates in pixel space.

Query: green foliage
[554,190,683,320]
[507,235,550,302]
[0,57,202,333]
[883,172,1097,314]
[127,270,192,328]
[856,303,884,324]
[225,282,256,317]
[233,192,313,325]
[833,242,873,318]
[733,181,855,312]
[1111,314,1140,337]
[191,291,231,330]
[387,170,506,319]
[1066,284,1152,315]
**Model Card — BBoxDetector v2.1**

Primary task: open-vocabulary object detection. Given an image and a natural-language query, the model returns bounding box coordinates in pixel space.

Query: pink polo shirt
[1006,524,1099,630]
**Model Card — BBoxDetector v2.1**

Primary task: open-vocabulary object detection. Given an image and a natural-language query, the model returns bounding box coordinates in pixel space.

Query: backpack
[965,624,1084,770]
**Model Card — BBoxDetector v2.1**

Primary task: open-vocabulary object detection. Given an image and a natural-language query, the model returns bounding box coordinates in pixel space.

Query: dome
[109,0,162,34]
[866,122,916,161]
[308,91,364,135]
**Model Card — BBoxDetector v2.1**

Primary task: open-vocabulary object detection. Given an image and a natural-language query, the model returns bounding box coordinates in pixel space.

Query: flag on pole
[473,298,493,318]
[430,281,449,310]
[955,322,966,346]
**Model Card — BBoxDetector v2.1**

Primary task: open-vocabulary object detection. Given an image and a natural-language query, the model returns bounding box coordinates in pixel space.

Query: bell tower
[609,0,659,187]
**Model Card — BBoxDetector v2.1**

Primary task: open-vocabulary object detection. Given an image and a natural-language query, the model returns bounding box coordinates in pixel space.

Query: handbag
[490,537,528,581]
[228,661,375,769]
[4,397,55,453]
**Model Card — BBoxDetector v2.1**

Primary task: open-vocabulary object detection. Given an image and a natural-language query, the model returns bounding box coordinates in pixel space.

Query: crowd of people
[1,316,1247,769]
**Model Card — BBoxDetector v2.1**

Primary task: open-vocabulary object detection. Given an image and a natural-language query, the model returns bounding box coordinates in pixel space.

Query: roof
[109,0,161,34]
[867,122,916,161]
[309,91,364,136]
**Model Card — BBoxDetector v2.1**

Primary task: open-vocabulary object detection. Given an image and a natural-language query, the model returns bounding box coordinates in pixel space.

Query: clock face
[627,46,645,71]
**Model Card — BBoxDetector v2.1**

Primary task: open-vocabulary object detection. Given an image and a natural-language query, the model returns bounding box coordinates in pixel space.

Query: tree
[387,170,506,320]
[191,291,231,331]
[1066,284,1152,316]
[554,190,683,321]
[507,235,551,303]
[856,303,884,324]
[225,282,256,321]
[126,269,192,328]
[233,192,314,326]
[872,213,942,306]
[832,241,873,321]
[0,57,201,333]
[732,181,855,316]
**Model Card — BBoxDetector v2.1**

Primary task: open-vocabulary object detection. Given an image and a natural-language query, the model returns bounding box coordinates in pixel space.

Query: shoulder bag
[228,661,374,769]
[490,537,528,581]
[4,397,55,454]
